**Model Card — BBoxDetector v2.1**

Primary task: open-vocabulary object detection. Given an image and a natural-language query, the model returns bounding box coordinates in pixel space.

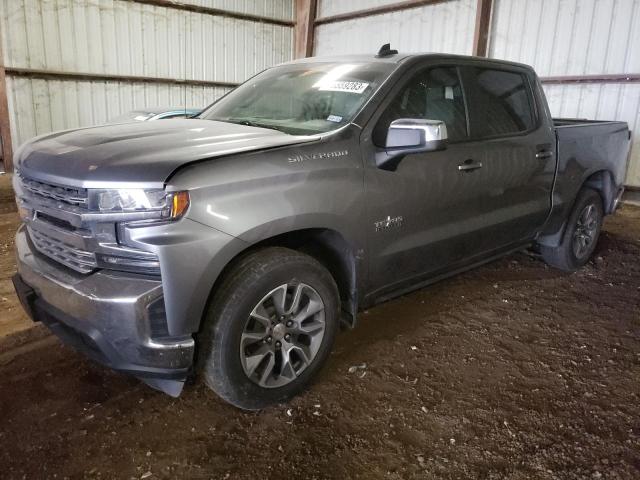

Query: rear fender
[537,170,615,247]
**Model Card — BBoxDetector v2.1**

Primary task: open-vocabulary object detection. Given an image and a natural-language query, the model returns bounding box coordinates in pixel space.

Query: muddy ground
[0,197,638,479]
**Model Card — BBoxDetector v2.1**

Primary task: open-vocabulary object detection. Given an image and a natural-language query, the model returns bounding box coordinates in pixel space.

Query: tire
[540,188,604,271]
[198,247,340,410]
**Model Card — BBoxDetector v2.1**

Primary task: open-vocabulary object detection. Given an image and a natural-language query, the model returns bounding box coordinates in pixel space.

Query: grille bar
[29,227,97,274]
[19,175,88,208]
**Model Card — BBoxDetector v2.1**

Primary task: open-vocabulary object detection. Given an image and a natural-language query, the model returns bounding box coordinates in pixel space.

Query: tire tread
[198,247,339,409]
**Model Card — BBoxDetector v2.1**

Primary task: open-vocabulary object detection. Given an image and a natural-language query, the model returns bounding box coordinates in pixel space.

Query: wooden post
[295,0,317,58]
[472,0,493,57]
[0,26,12,172]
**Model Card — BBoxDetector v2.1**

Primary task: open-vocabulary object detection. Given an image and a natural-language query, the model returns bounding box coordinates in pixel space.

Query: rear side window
[373,66,468,146]
[465,68,535,137]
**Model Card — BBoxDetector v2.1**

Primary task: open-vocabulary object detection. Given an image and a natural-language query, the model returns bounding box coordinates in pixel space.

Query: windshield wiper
[227,118,283,132]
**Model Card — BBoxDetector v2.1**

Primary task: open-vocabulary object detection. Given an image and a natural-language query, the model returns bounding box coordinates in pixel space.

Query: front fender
[122,218,249,336]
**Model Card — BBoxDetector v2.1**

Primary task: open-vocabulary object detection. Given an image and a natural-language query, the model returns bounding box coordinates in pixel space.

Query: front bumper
[13,225,195,396]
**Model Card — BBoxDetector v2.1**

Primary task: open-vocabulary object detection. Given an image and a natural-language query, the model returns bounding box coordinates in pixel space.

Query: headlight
[91,189,190,220]
[95,189,166,212]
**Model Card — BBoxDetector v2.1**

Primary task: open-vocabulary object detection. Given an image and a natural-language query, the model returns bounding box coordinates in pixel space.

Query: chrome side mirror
[386,118,448,150]
[377,119,448,171]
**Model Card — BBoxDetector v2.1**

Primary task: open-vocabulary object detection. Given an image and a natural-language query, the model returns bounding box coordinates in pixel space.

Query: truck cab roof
[284,51,536,73]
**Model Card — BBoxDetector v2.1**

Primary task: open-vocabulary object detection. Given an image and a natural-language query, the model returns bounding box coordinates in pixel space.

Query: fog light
[96,253,161,275]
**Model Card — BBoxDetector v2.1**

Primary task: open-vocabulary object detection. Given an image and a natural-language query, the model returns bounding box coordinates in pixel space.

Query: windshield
[198,62,394,135]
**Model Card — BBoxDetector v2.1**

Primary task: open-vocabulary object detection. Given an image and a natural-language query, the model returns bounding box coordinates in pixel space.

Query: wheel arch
[583,169,617,214]
[199,227,360,334]
[538,169,615,247]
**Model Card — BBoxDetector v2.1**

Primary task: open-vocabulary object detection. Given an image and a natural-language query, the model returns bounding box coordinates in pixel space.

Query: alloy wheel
[573,203,599,259]
[240,282,326,388]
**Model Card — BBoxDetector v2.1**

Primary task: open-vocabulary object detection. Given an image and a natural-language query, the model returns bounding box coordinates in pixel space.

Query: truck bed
[552,117,630,184]
[553,118,626,128]
[540,117,631,242]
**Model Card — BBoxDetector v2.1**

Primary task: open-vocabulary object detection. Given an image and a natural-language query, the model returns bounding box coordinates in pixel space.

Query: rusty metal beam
[5,67,240,89]
[540,74,640,84]
[472,0,493,57]
[295,0,318,58]
[314,0,451,25]
[0,66,11,172]
[0,28,12,173]
[126,0,294,27]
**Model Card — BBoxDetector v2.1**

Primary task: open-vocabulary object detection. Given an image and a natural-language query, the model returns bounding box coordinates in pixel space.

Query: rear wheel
[199,247,339,410]
[540,188,604,271]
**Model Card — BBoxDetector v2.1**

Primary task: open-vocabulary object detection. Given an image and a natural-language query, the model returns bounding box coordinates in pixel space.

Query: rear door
[457,65,556,252]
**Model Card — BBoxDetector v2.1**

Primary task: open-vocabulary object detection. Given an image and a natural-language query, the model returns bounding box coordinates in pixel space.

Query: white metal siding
[0,0,293,150]
[318,0,405,18]
[490,0,640,186]
[6,76,231,146]
[1,0,293,81]
[314,0,477,56]
[490,0,640,76]
[180,0,294,21]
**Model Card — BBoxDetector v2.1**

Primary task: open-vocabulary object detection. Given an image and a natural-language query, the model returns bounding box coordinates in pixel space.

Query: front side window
[465,68,535,137]
[199,62,394,135]
[374,66,468,146]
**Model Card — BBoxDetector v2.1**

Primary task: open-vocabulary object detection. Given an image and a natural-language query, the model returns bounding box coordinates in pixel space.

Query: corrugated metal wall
[318,0,410,18]
[0,0,294,149]
[489,0,640,186]
[314,0,477,57]
[180,1,293,21]
[6,76,229,145]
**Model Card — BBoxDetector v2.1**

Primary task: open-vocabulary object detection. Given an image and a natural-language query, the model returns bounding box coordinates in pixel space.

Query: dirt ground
[0,174,29,337]
[0,197,638,479]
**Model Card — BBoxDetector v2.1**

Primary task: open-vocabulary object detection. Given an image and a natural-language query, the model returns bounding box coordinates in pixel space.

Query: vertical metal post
[0,24,13,172]
[295,0,318,58]
[472,0,494,57]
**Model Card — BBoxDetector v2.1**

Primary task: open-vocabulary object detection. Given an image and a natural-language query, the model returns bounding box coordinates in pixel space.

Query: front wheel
[540,188,604,271]
[198,247,340,410]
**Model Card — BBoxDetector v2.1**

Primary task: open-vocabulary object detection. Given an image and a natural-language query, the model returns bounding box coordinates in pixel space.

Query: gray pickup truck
[12,47,631,409]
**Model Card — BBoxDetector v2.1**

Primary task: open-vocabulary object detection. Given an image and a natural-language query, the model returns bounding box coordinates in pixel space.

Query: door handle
[535,150,554,159]
[458,159,483,172]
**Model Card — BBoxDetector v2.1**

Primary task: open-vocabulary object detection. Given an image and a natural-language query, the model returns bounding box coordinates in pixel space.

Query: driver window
[373,66,468,146]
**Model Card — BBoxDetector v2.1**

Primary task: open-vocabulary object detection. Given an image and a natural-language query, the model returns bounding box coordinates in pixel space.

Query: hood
[16,119,319,188]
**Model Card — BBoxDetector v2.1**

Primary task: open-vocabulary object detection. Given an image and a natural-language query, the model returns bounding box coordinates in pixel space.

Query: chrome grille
[16,174,161,276]
[19,175,88,208]
[28,227,97,274]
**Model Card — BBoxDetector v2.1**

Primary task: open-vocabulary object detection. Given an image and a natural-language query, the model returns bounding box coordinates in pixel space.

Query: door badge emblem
[375,215,404,232]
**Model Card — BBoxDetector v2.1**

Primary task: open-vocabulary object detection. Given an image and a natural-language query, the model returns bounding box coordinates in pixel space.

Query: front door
[363,65,492,299]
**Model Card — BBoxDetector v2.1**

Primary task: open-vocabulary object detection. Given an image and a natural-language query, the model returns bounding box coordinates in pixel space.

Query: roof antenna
[376,43,398,57]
